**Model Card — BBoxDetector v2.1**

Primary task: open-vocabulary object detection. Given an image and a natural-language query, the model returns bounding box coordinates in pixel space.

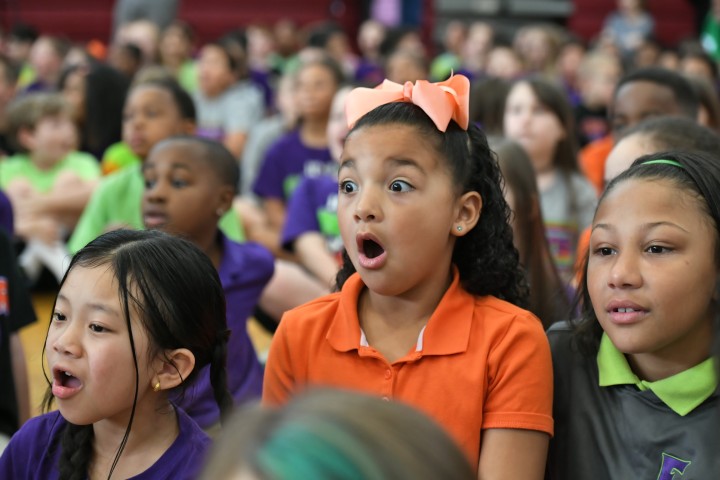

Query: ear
[451,191,482,237]
[216,184,235,216]
[182,120,196,136]
[152,348,195,391]
[17,127,35,151]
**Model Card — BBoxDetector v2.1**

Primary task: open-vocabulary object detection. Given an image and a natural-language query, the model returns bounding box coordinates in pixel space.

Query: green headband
[640,159,684,168]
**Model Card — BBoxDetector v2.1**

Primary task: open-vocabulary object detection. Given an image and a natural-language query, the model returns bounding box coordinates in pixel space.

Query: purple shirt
[0,190,13,235]
[0,408,210,479]
[174,235,274,428]
[282,174,343,256]
[252,129,334,201]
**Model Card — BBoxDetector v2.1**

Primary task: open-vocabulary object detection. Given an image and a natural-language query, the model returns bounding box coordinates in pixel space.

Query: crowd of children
[0,3,719,479]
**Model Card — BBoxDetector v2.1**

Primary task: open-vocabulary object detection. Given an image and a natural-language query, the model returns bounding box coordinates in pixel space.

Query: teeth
[64,371,72,377]
[617,308,636,313]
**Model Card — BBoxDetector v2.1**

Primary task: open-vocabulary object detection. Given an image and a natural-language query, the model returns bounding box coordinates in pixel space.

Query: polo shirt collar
[597,333,717,416]
[326,268,474,355]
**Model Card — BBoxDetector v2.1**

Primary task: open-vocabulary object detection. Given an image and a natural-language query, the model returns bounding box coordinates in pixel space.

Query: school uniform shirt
[0,190,12,235]
[263,269,554,467]
[67,164,244,253]
[0,230,36,438]
[0,408,209,479]
[174,235,274,428]
[547,322,720,480]
[252,129,335,202]
[281,174,342,258]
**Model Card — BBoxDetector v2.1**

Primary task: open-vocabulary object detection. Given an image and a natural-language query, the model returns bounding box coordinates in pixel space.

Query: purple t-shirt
[252,129,334,201]
[281,174,343,256]
[0,408,210,479]
[174,235,274,428]
[0,190,13,235]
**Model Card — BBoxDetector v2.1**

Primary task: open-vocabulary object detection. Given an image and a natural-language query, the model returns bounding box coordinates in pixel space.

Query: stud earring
[456,225,463,232]
[153,381,161,392]
[216,208,225,217]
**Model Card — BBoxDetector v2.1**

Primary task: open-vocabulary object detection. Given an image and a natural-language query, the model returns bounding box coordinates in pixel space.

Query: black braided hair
[42,229,231,479]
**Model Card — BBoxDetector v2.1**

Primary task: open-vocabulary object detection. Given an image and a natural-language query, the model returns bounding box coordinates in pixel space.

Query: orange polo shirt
[263,271,554,467]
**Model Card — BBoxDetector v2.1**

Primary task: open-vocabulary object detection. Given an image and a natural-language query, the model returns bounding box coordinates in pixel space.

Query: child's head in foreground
[6,92,77,166]
[201,388,475,480]
[43,228,231,479]
[122,77,196,160]
[575,150,720,380]
[337,75,527,306]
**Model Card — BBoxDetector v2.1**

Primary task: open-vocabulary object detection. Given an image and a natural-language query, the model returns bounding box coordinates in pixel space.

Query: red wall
[0,0,359,45]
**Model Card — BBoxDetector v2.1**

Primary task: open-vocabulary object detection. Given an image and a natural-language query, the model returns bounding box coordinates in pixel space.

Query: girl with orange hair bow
[263,74,553,479]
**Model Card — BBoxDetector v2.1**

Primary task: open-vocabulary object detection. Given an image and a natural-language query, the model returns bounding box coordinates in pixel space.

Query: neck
[536,168,557,192]
[90,398,179,479]
[30,153,61,171]
[358,267,454,363]
[300,116,329,148]
[196,230,223,269]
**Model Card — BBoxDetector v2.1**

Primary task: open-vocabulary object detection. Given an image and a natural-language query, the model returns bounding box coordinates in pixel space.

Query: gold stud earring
[153,381,161,392]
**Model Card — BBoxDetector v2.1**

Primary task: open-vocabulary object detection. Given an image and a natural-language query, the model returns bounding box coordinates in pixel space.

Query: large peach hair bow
[345,74,470,132]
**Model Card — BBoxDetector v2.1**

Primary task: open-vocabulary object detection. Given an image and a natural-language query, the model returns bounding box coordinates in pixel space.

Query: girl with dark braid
[0,229,232,479]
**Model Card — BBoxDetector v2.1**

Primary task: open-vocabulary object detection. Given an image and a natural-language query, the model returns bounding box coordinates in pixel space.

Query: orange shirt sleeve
[482,311,554,436]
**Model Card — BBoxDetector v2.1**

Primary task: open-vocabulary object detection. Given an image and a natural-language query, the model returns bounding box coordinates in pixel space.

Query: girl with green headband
[547,150,720,479]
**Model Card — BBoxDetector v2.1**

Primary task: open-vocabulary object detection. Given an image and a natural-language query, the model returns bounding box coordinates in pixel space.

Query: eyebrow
[337,157,425,174]
[592,221,689,234]
[56,293,121,317]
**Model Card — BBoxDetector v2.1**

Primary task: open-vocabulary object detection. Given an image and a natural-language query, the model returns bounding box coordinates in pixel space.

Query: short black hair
[615,67,699,119]
[619,115,720,155]
[154,136,239,193]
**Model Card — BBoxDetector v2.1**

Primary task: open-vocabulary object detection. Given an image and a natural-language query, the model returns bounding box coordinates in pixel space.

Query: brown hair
[492,137,572,327]
[6,93,70,153]
[201,388,476,480]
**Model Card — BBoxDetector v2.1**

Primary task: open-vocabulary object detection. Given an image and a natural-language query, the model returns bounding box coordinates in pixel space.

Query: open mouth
[54,369,82,389]
[362,238,385,259]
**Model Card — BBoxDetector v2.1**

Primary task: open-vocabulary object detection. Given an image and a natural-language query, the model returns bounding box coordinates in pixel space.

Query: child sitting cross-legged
[0,93,100,282]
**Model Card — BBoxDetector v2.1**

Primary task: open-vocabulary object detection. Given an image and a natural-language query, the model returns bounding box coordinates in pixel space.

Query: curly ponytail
[335,102,529,307]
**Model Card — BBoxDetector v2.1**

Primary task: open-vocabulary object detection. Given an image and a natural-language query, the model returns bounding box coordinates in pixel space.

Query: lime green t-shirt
[177,60,198,93]
[0,151,101,192]
[67,164,245,253]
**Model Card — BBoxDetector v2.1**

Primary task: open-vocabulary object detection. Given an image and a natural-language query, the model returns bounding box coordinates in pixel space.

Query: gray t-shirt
[540,171,596,283]
[194,80,265,155]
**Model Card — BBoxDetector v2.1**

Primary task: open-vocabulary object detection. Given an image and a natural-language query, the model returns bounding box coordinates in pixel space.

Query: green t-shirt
[177,60,198,93]
[68,164,245,253]
[0,151,100,192]
[702,13,720,61]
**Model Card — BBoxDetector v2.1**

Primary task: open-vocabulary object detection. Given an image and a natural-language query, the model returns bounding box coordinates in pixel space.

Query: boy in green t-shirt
[0,93,100,281]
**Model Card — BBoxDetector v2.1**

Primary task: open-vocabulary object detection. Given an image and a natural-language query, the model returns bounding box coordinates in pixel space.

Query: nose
[607,250,642,289]
[353,186,382,223]
[144,178,167,203]
[51,322,82,358]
